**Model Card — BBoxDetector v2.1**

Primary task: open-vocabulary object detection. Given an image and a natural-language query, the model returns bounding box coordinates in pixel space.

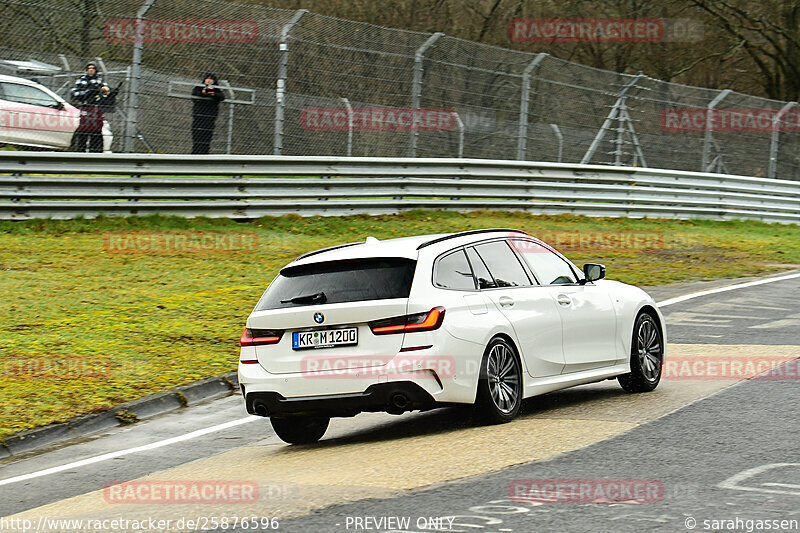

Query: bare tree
[249,0,798,99]
[689,0,800,100]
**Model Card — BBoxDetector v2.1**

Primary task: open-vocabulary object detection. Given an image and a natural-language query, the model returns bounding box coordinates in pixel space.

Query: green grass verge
[1,209,799,440]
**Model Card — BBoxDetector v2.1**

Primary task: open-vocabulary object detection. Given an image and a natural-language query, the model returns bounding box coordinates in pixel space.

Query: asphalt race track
[1,272,799,533]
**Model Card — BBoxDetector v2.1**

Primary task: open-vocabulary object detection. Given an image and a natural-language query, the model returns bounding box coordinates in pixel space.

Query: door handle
[557,294,572,306]
[498,296,514,308]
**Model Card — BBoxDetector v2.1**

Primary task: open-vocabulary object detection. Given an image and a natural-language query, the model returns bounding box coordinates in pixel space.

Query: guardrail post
[701,89,731,172]
[123,0,157,153]
[273,9,308,156]
[409,32,444,158]
[341,97,353,156]
[581,73,644,165]
[517,53,547,160]
[768,101,797,178]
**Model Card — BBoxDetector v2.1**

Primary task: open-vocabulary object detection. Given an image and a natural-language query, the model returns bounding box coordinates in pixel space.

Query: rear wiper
[281,291,327,304]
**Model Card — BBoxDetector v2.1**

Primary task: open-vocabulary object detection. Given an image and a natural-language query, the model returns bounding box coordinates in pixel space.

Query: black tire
[618,312,663,393]
[270,416,329,444]
[474,337,523,424]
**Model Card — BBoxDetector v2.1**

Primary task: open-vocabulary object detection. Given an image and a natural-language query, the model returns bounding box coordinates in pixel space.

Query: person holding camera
[70,62,109,153]
[191,72,226,154]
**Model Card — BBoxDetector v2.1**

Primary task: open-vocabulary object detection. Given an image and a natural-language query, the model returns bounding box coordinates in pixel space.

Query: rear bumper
[238,331,484,412]
[245,382,437,417]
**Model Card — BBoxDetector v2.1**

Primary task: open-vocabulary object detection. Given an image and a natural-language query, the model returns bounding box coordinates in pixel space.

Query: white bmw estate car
[239,229,665,444]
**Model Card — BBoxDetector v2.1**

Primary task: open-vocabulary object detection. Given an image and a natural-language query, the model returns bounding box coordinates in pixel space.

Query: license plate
[292,327,358,350]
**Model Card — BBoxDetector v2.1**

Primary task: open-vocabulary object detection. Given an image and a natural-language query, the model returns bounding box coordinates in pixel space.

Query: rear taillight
[240,327,284,347]
[369,307,445,335]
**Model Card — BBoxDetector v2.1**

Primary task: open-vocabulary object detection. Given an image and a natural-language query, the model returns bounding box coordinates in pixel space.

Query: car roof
[0,74,44,85]
[287,229,532,269]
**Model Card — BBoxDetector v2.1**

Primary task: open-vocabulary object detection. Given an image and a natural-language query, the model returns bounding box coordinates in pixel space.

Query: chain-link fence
[2,0,800,179]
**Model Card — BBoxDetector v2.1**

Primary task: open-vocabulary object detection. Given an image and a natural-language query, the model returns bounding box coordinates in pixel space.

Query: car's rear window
[256,258,416,310]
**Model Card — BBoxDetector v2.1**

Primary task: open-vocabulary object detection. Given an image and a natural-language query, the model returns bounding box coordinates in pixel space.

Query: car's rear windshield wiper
[280,291,327,305]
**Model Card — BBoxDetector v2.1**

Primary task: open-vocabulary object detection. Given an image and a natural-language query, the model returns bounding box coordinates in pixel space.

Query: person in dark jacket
[70,62,109,152]
[191,72,225,154]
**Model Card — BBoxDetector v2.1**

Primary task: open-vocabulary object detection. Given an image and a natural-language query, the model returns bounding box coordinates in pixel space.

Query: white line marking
[763,482,800,490]
[0,416,259,487]
[718,463,800,496]
[657,272,800,307]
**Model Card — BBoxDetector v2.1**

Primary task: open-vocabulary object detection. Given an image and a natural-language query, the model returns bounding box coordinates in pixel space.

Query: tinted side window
[512,240,577,285]
[434,249,476,290]
[0,83,57,107]
[473,241,532,288]
[465,247,497,289]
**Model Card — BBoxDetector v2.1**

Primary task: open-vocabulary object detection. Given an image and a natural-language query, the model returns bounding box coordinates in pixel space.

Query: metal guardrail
[1,153,799,223]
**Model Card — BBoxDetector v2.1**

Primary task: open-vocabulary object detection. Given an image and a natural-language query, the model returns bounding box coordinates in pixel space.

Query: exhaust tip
[253,401,269,417]
[390,393,410,411]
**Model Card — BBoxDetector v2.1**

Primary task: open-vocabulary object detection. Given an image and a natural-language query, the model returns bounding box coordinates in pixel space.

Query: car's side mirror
[581,263,606,284]
[50,101,64,110]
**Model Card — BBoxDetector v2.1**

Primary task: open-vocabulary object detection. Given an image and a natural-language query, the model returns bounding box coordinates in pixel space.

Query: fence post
[273,9,307,156]
[768,101,797,178]
[341,97,353,156]
[549,123,563,163]
[701,89,731,172]
[222,80,234,155]
[123,0,157,153]
[517,53,547,160]
[454,112,464,158]
[409,32,444,158]
[58,54,71,73]
[95,57,109,79]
